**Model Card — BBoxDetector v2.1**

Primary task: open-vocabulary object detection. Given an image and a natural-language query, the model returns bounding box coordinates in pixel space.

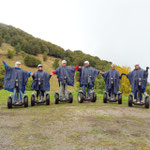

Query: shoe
[137,100,140,104]
[16,101,19,104]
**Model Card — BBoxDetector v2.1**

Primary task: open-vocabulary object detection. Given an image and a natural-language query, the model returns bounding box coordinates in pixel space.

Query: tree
[52,59,59,69]
[116,65,131,95]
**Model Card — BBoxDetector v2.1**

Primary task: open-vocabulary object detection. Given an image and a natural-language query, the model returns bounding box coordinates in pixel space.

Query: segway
[78,76,97,103]
[7,79,28,109]
[128,78,149,109]
[54,77,73,104]
[31,78,50,106]
[103,78,122,104]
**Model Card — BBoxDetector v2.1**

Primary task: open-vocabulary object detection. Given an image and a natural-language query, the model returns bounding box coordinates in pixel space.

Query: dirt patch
[0,102,150,150]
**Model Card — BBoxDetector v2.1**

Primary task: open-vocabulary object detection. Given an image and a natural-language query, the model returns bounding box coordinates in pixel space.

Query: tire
[24,96,28,107]
[91,92,97,102]
[68,93,73,103]
[7,96,12,109]
[103,93,108,103]
[145,97,149,109]
[78,92,84,103]
[31,94,35,106]
[46,94,50,105]
[118,94,122,104]
[128,95,133,107]
[55,93,59,104]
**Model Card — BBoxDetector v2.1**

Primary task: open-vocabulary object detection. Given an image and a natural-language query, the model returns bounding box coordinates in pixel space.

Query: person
[31,64,51,101]
[2,60,32,104]
[52,60,79,100]
[77,61,100,98]
[126,64,149,103]
[100,64,120,99]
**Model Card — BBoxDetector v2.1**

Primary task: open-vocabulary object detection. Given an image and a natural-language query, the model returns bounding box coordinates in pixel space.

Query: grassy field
[0,90,150,150]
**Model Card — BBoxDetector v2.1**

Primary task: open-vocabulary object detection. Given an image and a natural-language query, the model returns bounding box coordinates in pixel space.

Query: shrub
[52,59,59,69]
[7,50,15,59]
[0,62,5,89]
[24,55,41,67]
[146,86,150,95]
[26,77,33,91]
[43,53,48,62]
[20,51,27,58]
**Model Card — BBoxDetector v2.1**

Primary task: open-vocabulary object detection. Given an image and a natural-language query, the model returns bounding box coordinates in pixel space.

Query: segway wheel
[55,93,59,104]
[118,94,122,104]
[24,96,28,107]
[46,93,50,105]
[103,93,108,103]
[68,92,73,103]
[78,92,84,103]
[128,95,133,107]
[7,96,12,109]
[91,92,97,103]
[31,94,35,106]
[145,97,149,109]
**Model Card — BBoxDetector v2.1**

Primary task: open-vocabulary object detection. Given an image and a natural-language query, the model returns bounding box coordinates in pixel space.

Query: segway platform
[128,93,149,109]
[54,91,73,104]
[7,94,28,109]
[31,92,50,106]
[78,90,97,103]
[103,91,122,104]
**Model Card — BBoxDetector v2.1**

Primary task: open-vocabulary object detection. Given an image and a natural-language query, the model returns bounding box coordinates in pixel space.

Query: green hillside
[0,23,112,92]
[0,23,111,70]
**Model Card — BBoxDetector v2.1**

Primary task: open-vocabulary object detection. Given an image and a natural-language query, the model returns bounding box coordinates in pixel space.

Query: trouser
[36,90,45,99]
[134,88,145,101]
[134,88,146,101]
[60,82,68,99]
[108,89,116,98]
[13,88,23,101]
[134,91,142,101]
[82,85,91,97]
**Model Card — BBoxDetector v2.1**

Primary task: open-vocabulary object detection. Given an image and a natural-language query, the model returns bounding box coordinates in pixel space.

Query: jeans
[13,88,23,101]
[108,89,116,98]
[82,85,91,97]
[36,90,45,99]
[60,82,68,99]
[134,88,146,101]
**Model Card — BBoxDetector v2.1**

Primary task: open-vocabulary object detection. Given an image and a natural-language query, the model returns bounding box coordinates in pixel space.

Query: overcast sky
[0,0,150,70]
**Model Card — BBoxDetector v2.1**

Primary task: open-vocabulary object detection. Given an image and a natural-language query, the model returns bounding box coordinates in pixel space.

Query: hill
[0,23,112,92]
[0,23,111,70]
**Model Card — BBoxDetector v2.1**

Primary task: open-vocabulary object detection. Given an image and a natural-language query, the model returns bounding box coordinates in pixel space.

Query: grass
[0,91,150,150]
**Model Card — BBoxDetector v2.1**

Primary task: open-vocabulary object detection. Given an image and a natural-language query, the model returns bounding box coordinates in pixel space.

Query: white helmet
[37,64,43,68]
[62,60,67,64]
[15,61,21,66]
[84,61,89,65]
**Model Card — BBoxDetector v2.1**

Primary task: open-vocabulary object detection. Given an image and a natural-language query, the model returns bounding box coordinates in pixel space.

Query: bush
[0,36,3,47]
[7,50,15,59]
[52,59,59,69]
[26,77,33,91]
[0,62,5,89]
[146,86,150,95]
[43,53,48,62]
[20,51,27,58]
[24,55,41,67]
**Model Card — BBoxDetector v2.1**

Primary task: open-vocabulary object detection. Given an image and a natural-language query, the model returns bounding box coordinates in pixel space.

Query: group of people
[1,59,149,104]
